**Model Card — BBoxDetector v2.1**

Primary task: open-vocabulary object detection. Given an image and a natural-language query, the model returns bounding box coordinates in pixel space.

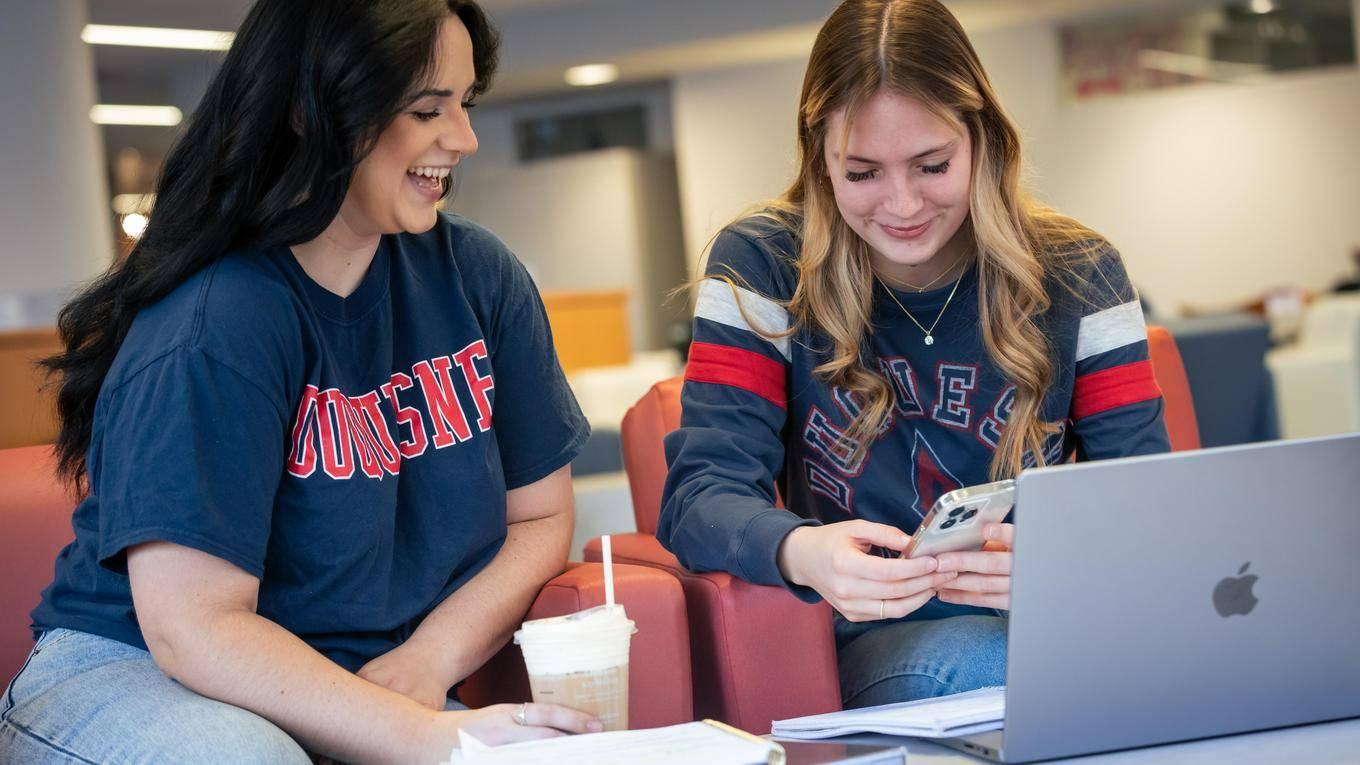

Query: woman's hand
[936,522,1014,610]
[357,640,452,711]
[417,703,603,762]
[777,520,958,621]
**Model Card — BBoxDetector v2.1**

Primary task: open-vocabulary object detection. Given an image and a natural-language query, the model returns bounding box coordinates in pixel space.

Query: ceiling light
[81,24,234,51]
[121,213,149,239]
[90,105,183,126]
[1249,0,1276,13]
[565,63,620,87]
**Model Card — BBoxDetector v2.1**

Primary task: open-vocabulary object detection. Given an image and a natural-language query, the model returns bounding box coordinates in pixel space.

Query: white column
[0,0,113,329]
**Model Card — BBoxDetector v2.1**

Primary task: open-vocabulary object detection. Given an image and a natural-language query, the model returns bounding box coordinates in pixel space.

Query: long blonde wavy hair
[741,0,1103,480]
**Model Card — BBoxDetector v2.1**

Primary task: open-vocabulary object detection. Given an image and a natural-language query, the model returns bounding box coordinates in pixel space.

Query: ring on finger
[513,702,528,725]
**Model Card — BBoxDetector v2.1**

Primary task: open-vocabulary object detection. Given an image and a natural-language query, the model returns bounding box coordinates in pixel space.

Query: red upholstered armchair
[0,445,694,730]
[585,380,842,735]
[585,325,1200,735]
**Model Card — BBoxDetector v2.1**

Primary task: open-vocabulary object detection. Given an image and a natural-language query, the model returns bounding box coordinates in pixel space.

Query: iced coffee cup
[513,603,636,731]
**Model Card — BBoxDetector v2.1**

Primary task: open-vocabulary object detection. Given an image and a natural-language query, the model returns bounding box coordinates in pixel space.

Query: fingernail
[937,556,952,571]
[984,526,997,540]
[588,720,604,732]
[924,557,938,571]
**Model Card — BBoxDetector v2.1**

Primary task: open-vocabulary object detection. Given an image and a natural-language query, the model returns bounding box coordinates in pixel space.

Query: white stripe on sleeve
[694,278,791,360]
[1075,300,1147,362]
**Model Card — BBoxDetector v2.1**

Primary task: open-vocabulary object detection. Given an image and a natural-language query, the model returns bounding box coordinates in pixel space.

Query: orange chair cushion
[1147,326,1202,451]
[620,378,683,535]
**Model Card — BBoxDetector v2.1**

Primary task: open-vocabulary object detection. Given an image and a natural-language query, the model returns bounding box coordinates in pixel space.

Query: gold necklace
[877,272,963,346]
[880,257,963,293]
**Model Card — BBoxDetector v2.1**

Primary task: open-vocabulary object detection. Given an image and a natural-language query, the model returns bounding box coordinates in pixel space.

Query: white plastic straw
[602,534,615,608]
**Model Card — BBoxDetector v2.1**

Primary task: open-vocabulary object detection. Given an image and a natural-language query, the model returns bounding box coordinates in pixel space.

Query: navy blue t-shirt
[32,213,589,671]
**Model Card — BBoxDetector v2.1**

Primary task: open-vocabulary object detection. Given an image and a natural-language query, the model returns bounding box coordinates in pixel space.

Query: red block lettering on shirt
[286,385,320,478]
[352,390,402,476]
[453,340,494,433]
[287,348,500,482]
[413,357,474,448]
[381,372,429,459]
[318,388,356,480]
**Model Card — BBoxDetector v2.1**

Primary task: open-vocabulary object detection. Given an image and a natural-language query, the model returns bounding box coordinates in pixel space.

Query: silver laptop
[943,432,1360,762]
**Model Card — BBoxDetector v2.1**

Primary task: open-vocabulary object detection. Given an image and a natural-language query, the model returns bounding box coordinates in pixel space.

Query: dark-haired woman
[0,1,598,762]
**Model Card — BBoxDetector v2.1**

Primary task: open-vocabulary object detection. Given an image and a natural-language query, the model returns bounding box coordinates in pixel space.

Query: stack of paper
[772,686,1005,740]
[449,721,781,765]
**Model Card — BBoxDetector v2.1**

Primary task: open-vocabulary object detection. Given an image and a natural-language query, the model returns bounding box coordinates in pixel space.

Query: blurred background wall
[4,0,1352,325]
[0,2,112,327]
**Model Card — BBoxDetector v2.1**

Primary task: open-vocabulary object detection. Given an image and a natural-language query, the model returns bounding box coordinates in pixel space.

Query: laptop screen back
[1001,433,1360,762]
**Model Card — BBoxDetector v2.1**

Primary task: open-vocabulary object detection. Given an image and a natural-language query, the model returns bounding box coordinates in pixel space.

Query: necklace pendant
[924,335,935,346]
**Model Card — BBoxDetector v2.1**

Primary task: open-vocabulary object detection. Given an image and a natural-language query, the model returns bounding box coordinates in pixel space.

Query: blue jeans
[2,629,308,764]
[834,599,1008,708]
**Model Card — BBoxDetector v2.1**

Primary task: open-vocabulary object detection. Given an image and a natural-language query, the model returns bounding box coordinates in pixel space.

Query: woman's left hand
[934,522,1014,610]
[357,641,452,711]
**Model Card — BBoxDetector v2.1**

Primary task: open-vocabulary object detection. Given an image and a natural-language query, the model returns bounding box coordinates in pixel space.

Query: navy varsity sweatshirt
[657,215,1169,601]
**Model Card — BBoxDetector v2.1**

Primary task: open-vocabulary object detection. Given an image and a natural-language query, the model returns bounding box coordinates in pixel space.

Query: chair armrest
[585,534,841,734]
[584,530,683,569]
[458,561,693,729]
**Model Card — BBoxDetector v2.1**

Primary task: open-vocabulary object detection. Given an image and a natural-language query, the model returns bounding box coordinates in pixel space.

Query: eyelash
[844,160,951,183]
[411,101,477,121]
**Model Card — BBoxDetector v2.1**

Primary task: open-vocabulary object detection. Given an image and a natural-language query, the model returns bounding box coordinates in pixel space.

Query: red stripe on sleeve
[1071,359,1163,420]
[685,341,787,409]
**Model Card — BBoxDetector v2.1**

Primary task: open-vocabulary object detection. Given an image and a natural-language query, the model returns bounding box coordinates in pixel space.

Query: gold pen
[702,719,787,765]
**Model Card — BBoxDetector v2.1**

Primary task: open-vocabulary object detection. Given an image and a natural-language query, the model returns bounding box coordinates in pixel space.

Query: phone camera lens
[940,518,958,530]
[948,507,965,518]
[961,508,978,521]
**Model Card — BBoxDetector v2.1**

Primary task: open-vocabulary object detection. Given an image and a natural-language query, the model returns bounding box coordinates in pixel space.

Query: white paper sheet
[449,721,778,765]
[772,686,1005,740]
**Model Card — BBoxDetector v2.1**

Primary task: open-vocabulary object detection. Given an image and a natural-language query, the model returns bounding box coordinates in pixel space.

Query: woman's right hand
[776,520,957,621]
[418,703,602,762]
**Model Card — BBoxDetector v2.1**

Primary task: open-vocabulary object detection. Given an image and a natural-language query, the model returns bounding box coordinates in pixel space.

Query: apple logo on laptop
[1213,562,1259,617]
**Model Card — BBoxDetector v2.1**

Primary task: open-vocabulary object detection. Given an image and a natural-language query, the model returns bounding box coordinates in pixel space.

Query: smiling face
[340,15,480,238]
[823,88,974,286]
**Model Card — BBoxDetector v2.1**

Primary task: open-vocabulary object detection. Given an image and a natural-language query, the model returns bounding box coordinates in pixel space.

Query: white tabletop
[815,717,1360,764]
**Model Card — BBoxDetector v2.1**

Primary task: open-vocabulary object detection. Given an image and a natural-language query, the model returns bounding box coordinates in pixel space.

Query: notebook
[773,686,1005,740]
[449,719,782,765]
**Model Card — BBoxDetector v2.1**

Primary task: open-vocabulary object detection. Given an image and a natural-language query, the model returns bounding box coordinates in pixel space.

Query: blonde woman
[658,0,1169,708]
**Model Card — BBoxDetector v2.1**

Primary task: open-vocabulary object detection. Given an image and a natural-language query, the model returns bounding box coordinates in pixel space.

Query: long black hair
[44,0,500,489]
